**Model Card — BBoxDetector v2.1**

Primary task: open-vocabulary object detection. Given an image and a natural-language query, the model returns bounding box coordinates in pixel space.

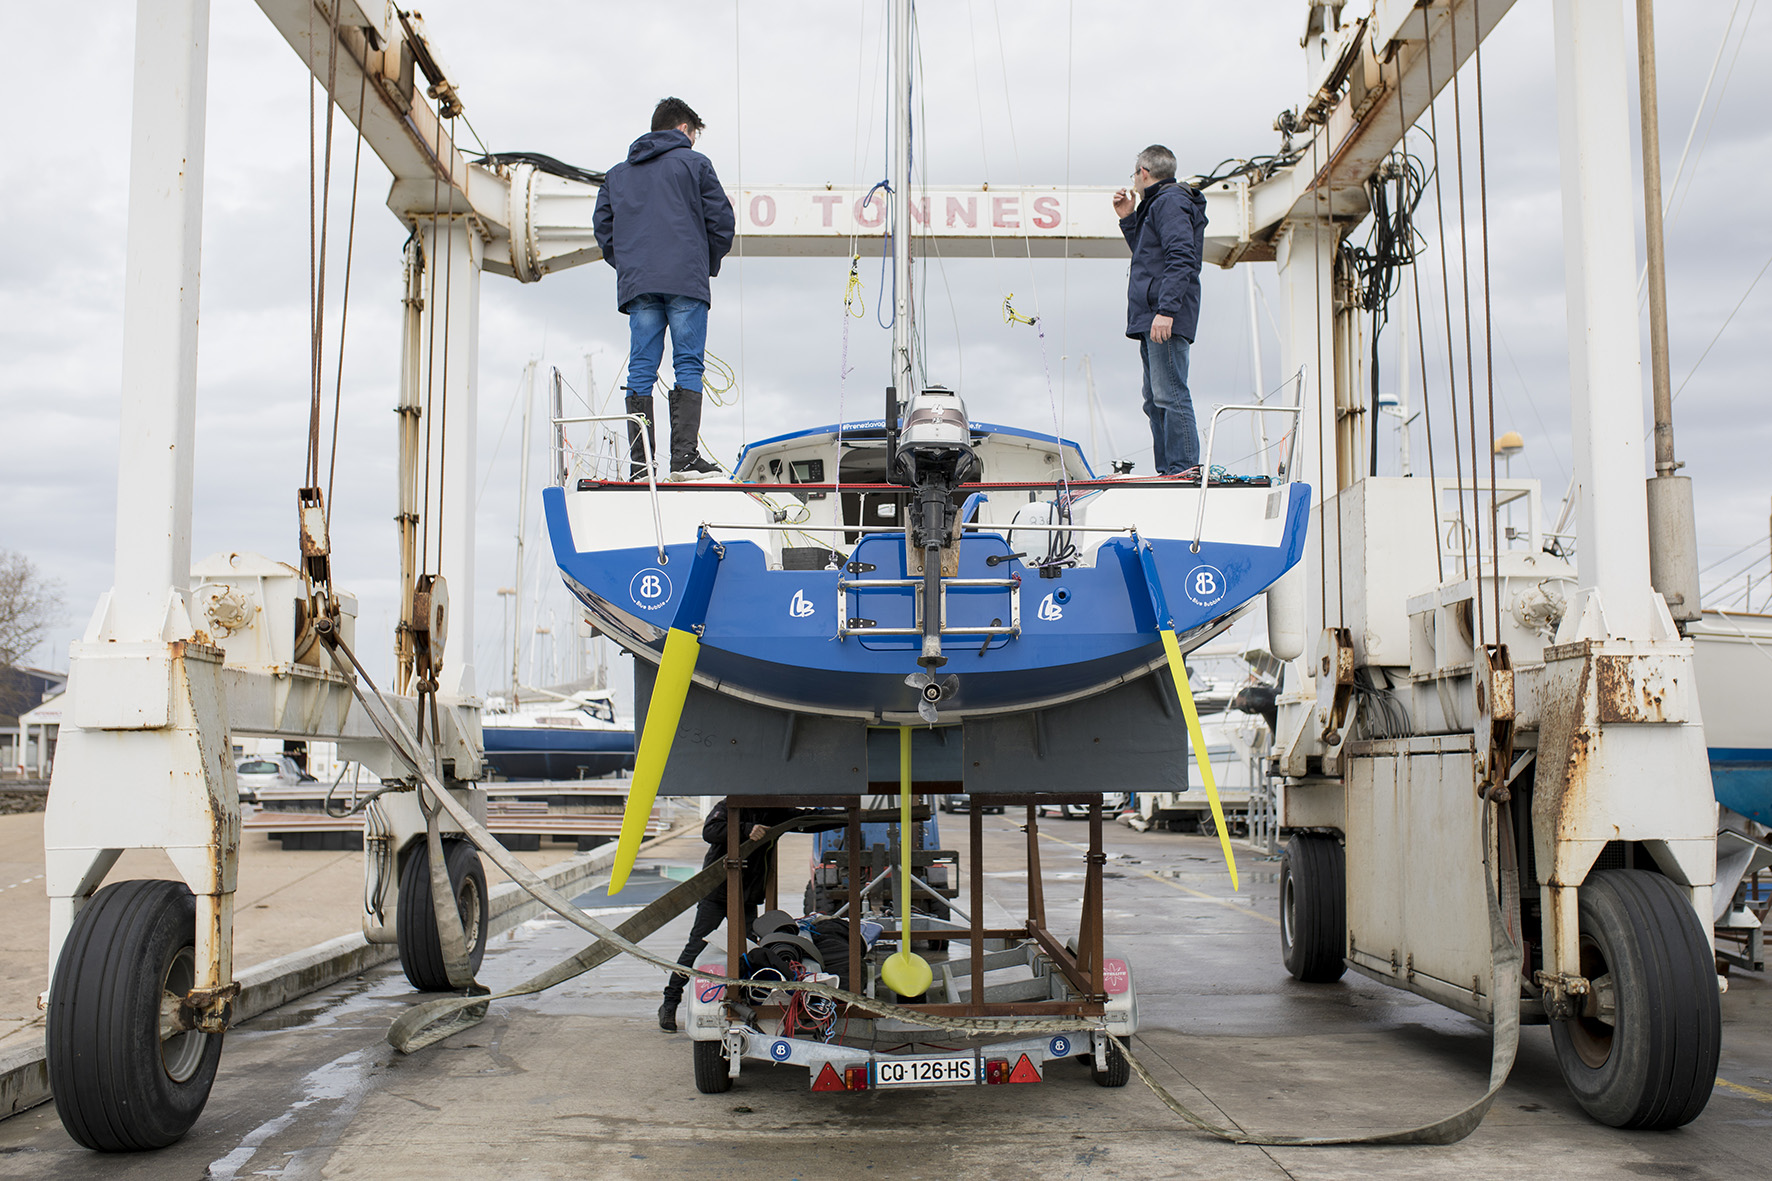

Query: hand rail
[1190,401,1307,555]
[554,414,666,564]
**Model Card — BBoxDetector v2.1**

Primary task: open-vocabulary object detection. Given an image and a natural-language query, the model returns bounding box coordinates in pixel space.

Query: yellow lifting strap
[1160,629,1241,891]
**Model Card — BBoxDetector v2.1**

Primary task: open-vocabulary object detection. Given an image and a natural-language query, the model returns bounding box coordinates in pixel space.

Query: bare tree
[0,549,64,671]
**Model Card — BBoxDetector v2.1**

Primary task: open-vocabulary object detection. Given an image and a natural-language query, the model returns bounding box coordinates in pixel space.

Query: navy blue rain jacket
[593,129,736,312]
[1120,177,1208,342]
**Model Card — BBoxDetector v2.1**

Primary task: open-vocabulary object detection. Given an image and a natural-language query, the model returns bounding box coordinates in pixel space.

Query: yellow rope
[844,254,866,318]
[1003,292,1038,326]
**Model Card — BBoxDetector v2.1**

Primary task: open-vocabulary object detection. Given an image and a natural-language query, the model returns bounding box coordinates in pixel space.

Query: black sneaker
[658,1000,678,1032]
[670,453,722,477]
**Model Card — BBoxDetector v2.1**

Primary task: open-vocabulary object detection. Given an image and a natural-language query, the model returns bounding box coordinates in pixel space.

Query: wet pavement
[1,818,1768,1179]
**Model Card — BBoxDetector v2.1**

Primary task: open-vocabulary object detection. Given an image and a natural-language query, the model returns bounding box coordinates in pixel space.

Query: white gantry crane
[41,0,1719,1151]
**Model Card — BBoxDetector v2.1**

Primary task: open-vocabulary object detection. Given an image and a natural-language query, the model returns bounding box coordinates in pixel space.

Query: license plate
[873,1054,977,1087]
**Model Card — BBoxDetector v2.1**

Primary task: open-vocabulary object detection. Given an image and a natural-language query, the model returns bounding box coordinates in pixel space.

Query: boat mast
[890,0,914,403]
[511,359,535,703]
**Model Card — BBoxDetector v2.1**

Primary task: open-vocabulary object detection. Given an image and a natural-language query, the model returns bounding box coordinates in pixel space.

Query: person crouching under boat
[593,96,735,479]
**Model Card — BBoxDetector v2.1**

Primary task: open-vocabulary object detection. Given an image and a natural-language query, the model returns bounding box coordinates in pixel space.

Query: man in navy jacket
[594,98,736,478]
[1114,145,1208,475]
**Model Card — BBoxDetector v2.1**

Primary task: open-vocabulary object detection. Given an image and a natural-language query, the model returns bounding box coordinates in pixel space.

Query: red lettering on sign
[909,197,930,226]
[749,194,777,228]
[812,193,842,227]
[855,196,885,228]
[1032,195,1061,230]
[992,196,1020,228]
[946,196,977,228]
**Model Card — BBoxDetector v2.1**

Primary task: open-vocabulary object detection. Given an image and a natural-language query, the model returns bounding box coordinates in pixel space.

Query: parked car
[1036,793,1131,820]
[234,755,316,805]
[938,793,1005,815]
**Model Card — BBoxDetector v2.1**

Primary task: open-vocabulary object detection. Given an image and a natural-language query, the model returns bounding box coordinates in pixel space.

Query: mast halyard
[890,0,914,403]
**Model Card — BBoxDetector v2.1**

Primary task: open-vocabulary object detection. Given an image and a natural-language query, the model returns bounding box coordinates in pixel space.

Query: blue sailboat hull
[542,482,1310,719]
[482,725,636,781]
[1710,748,1772,826]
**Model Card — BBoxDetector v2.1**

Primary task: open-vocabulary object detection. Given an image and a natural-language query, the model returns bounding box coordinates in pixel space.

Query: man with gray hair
[1113,144,1208,475]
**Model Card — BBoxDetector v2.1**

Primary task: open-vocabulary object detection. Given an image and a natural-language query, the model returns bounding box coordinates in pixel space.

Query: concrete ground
[0,816,1768,1179]
[0,811,588,1055]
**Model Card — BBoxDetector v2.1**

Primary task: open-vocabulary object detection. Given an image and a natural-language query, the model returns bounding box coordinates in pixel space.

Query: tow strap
[319,621,1524,1147]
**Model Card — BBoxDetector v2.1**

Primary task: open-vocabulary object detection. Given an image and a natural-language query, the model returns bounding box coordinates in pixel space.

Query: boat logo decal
[1048,1035,1072,1057]
[770,1039,794,1061]
[629,568,673,610]
[1037,593,1064,621]
[1183,564,1227,609]
[789,589,816,618]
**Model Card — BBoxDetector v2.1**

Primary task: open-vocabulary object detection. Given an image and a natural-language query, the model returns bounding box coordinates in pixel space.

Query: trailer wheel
[1091,1038,1130,1087]
[397,838,489,992]
[47,879,224,1152]
[693,1038,733,1093]
[1549,869,1720,1129]
[1280,834,1346,983]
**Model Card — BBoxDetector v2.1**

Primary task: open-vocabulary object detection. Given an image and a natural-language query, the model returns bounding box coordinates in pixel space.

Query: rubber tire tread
[1548,869,1720,1129]
[1280,834,1346,983]
[1092,1038,1131,1087]
[396,839,490,992]
[693,1038,733,1093]
[46,879,224,1152]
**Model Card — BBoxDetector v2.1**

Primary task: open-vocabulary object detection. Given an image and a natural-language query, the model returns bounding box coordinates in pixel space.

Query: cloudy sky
[2,1,1768,698]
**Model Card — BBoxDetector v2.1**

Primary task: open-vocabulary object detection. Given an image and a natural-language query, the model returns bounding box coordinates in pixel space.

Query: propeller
[904,671,959,724]
[609,533,725,894]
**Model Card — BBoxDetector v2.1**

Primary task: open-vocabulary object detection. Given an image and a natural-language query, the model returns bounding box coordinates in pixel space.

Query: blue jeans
[1139,333,1199,474]
[625,293,709,394]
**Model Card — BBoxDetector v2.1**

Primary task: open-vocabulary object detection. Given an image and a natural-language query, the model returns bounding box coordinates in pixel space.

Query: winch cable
[317,620,1525,1147]
[1474,0,1503,643]
[325,67,369,518]
[1424,42,1476,611]
[1448,9,1487,649]
[1407,129,1446,585]
[304,0,339,497]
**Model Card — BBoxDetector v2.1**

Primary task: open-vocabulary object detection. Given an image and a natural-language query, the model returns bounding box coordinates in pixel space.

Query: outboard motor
[891,385,978,669]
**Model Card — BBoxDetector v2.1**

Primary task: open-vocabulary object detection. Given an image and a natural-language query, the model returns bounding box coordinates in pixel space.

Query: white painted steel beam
[1550,0,1656,642]
[1246,0,1520,246]
[109,0,211,644]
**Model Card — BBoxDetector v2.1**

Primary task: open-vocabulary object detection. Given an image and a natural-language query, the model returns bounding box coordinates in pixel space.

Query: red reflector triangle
[1008,1053,1041,1084]
[812,1062,847,1092]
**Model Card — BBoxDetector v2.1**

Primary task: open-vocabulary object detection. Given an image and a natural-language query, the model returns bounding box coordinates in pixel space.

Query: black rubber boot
[668,387,721,477]
[624,393,656,481]
[657,999,678,1032]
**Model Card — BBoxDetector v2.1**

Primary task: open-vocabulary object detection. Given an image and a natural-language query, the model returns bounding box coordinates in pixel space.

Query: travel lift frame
[39,0,1715,1151]
[1258,0,1721,1130]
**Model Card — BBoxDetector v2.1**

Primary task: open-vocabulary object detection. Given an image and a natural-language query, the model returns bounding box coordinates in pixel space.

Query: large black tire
[693,1038,733,1093]
[1549,869,1720,1129]
[47,879,224,1152]
[397,838,489,992]
[1092,1038,1131,1087]
[1280,834,1346,983]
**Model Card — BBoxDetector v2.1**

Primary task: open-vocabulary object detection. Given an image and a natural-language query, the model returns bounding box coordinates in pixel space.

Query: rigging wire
[1671,248,1772,403]
[732,2,748,442]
